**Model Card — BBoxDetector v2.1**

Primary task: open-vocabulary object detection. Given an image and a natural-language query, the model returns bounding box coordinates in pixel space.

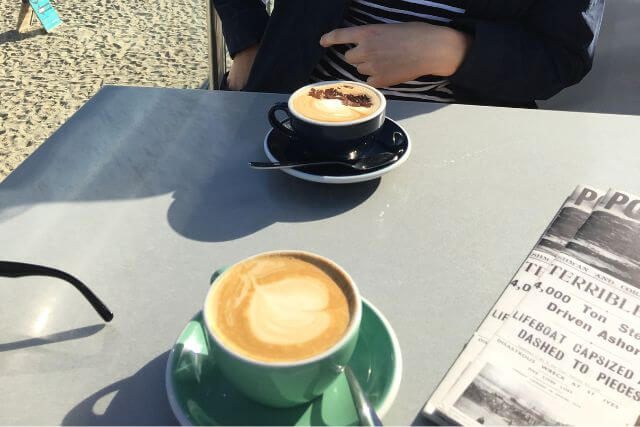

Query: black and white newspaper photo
[438,189,640,426]
[423,185,603,421]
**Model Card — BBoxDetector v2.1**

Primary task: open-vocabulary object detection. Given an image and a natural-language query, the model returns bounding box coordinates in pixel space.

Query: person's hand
[227,44,259,90]
[320,22,472,88]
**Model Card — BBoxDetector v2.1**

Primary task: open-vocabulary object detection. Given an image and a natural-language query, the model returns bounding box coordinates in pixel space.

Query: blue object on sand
[29,0,62,32]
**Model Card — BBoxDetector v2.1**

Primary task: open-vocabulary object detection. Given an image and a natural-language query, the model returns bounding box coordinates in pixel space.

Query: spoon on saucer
[249,151,398,171]
[344,366,384,426]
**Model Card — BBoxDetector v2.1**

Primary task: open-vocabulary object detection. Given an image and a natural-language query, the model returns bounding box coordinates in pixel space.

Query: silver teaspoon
[344,366,384,426]
[249,151,398,171]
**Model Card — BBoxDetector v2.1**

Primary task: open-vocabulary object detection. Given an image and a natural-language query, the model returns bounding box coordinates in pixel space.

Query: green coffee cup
[202,250,362,408]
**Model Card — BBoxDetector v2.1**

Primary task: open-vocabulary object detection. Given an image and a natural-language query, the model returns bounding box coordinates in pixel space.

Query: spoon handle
[248,160,347,170]
[345,366,384,426]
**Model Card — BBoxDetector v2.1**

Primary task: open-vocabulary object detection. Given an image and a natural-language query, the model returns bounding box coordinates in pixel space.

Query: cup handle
[268,102,296,138]
[209,267,227,285]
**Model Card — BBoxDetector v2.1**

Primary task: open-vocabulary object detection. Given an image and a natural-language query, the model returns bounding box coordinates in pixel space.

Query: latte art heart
[207,253,353,362]
[248,276,331,345]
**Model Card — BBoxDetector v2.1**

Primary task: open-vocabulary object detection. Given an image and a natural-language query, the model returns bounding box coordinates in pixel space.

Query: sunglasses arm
[0,261,114,322]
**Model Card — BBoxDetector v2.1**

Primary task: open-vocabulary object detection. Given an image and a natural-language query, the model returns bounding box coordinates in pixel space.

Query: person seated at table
[212,0,604,108]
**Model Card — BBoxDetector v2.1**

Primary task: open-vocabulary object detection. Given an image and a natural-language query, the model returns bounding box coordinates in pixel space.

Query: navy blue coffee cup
[268,81,386,159]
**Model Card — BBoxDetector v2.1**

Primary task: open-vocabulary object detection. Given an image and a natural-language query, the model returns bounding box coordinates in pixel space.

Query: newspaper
[438,189,640,426]
[423,185,603,422]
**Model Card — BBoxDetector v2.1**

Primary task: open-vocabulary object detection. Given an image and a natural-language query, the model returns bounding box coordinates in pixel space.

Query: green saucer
[165,298,402,426]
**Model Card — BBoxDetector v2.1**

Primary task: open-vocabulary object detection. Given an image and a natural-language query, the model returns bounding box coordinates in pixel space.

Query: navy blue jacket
[213,0,605,107]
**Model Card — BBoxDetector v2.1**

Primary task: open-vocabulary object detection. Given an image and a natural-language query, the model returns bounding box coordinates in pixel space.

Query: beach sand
[0,0,210,180]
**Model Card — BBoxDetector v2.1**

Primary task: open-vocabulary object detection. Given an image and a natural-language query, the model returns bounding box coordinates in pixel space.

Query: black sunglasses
[0,261,114,322]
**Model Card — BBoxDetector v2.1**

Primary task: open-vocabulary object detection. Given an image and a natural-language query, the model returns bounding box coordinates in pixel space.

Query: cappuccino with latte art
[268,81,386,160]
[202,250,362,407]
[206,252,356,363]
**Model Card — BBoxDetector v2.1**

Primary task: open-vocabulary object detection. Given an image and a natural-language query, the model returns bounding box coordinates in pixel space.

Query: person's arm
[449,0,605,104]
[212,0,268,58]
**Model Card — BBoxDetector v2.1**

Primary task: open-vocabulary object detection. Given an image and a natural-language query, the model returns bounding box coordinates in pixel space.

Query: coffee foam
[207,254,352,362]
[292,83,381,123]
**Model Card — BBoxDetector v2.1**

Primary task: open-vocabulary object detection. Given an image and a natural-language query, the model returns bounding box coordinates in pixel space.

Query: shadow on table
[0,324,104,352]
[411,412,440,426]
[0,86,442,241]
[167,166,381,242]
[387,100,445,121]
[61,351,178,426]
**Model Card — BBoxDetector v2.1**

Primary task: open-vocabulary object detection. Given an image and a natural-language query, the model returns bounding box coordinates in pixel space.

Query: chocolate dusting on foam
[308,86,373,108]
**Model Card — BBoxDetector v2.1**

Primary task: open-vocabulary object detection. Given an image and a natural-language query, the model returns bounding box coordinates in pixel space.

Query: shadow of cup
[167,164,381,242]
[61,351,179,425]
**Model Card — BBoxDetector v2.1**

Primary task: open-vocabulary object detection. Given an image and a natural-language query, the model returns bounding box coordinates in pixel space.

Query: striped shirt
[311,0,467,102]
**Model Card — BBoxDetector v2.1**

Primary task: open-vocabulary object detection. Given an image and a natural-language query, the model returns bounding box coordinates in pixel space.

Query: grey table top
[1,86,640,425]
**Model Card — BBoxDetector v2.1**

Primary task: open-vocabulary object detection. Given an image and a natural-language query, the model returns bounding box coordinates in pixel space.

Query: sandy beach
[0,0,209,180]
